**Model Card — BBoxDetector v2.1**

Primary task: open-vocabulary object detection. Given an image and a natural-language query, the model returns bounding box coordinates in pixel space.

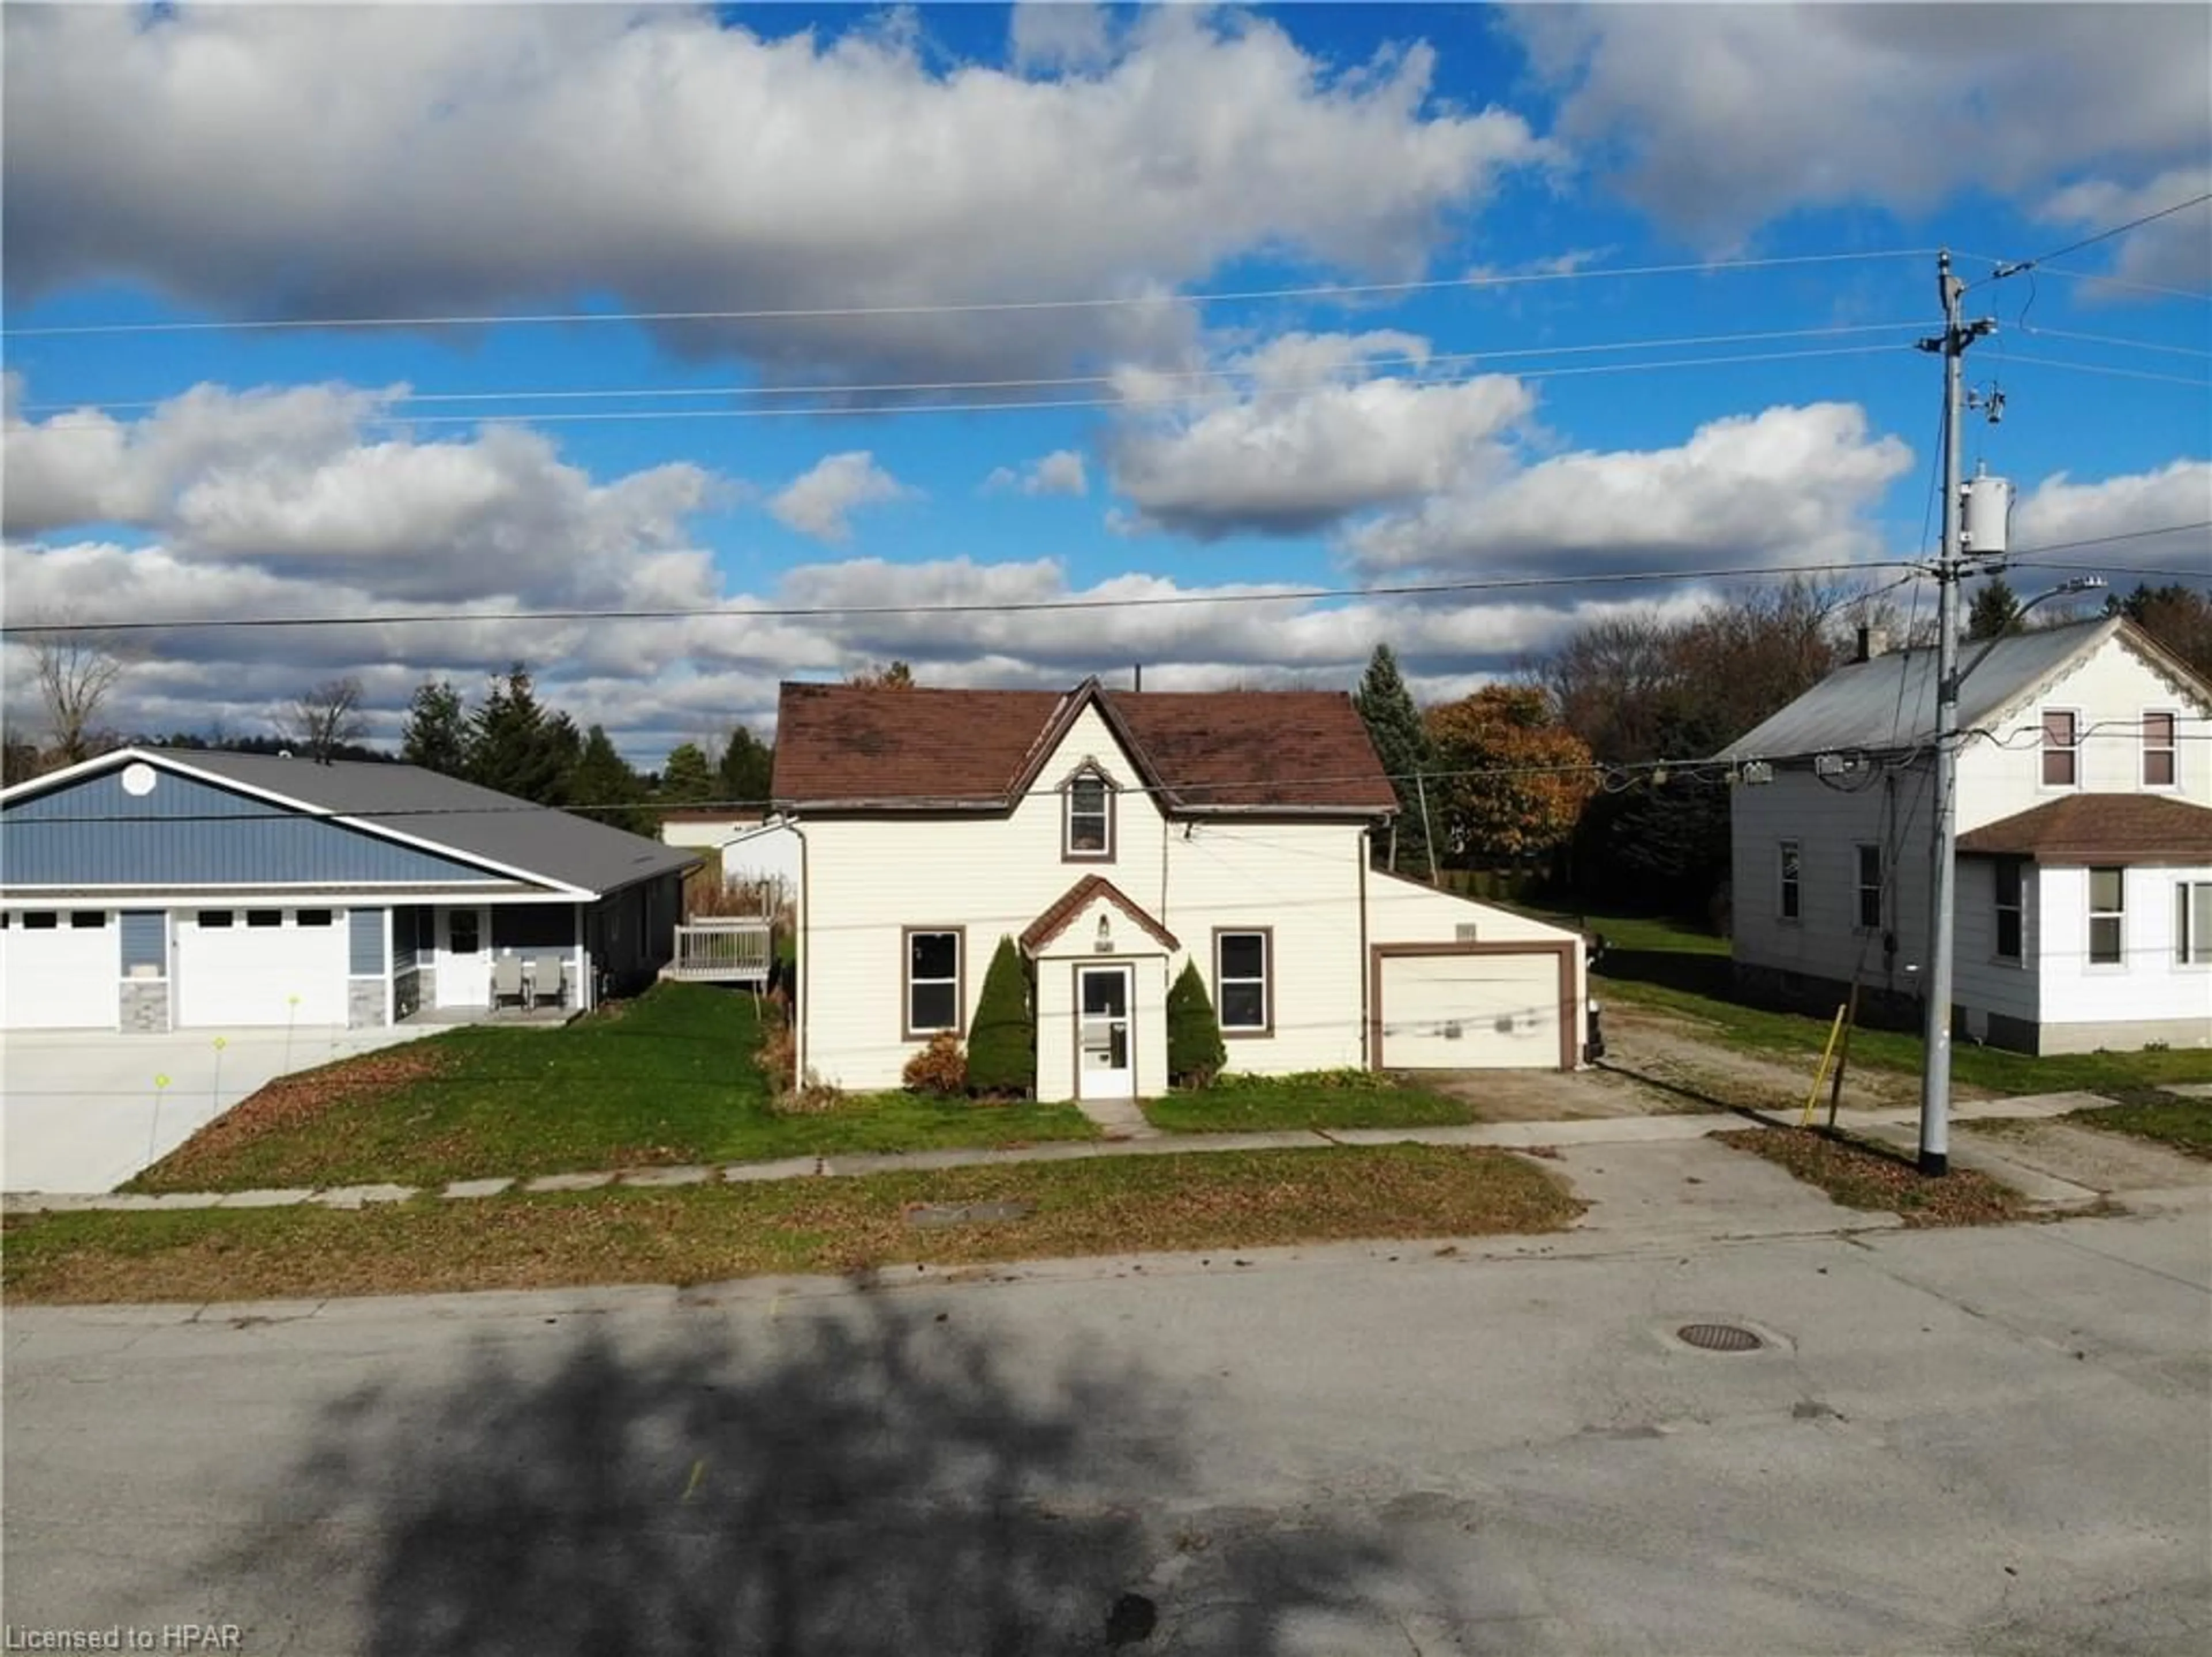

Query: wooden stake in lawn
[210,1036,226,1115]
[146,1073,171,1168]
[1825,982,1862,1132]
[1802,1005,1849,1127]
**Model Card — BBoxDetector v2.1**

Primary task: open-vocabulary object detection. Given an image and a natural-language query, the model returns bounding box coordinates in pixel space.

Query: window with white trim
[2041,710,2079,788]
[1214,930,1271,1034]
[2176,882,2212,967]
[1778,841,1802,921]
[1063,769,1113,860]
[1855,844,1883,932]
[2142,712,2177,788]
[1993,858,2024,964]
[2088,867,2124,966]
[904,929,962,1036]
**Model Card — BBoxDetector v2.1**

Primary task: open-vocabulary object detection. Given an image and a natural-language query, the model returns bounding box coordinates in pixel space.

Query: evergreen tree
[1352,644,1436,879]
[567,725,657,837]
[1967,576,2021,641]
[400,679,469,775]
[1166,960,1226,1088]
[718,725,775,808]
[965,936,1035,1097]
[659,740,718,804]
[465,665,575,805]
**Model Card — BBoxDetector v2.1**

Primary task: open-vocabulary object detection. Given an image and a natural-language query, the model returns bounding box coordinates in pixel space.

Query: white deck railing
[669,918,774,986]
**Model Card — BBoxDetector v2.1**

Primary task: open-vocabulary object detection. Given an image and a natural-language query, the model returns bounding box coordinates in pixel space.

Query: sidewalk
[1,1088,2133,1216]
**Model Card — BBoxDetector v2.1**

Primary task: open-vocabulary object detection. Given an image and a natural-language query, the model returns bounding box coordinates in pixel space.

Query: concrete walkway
[2,1087,2155,1216]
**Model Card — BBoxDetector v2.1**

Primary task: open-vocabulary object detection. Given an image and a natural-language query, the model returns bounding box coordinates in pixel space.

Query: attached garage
[176,907,349,1028]
[1371,942,1577,1071]
[0,909,119,1030]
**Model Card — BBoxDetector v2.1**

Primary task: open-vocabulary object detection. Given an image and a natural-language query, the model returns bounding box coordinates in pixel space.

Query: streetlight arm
[1954,577,2108,695]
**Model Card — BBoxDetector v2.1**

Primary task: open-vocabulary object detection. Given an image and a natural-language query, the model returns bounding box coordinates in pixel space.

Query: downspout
[1358,821,1372,1070]
[789,817,810,1084]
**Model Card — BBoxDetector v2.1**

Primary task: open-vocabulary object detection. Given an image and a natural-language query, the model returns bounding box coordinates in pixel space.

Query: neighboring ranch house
[660,809,804,907]
[1718,616,2212,1055]
[772,678,1590,1103]
[0,747,696,1034]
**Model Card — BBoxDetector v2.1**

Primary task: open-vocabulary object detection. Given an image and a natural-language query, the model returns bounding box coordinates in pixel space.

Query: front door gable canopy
[1020,873,1180,957]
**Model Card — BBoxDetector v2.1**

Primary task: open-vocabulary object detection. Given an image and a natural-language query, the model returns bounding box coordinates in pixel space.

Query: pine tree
[659,741,718,804]
[465,665,575,804]
[1166,960,1226,1088]
[965,936,1035,1098]
[1967,576,2021,641]
[1352,644,1435,879]
[567,725,657,837]
[400,679,469,775]
[718,725,775,808]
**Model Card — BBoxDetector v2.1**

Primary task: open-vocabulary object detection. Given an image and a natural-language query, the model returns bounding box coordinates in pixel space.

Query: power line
[9,344,1919,435]
[13,322,1929,418]
[0,248,1934,341]
[10,524,2198,642]
[1967,191,2212,290]
[2017,324,2212,362]
[1995,353,2211,389]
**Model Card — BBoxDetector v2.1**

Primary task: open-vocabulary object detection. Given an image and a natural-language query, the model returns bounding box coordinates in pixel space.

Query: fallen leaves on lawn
[1715,1128,2028,1227]
[139,1047,456,1188]
[6,1147,1584,1304]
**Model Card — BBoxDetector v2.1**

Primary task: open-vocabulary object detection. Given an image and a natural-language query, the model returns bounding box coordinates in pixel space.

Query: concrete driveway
[2,1025,435,1195]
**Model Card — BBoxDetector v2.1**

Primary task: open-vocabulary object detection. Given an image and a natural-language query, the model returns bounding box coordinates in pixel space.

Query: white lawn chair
[493,955,527,1009]
[536,960,569,1009]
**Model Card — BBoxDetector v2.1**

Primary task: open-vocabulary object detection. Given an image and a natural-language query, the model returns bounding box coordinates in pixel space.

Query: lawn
[7,1145,1581,1304]
[1524,906,2212,1099]
[131,983,1097,1193]
[1142,1070,1480,1133]
[1714,1127,2029,1227]
[2067,1090,2212,1159]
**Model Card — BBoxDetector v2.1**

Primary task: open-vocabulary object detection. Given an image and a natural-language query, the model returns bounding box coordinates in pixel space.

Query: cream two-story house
[771,678,1589,1102]
[1718,616,2212,1055]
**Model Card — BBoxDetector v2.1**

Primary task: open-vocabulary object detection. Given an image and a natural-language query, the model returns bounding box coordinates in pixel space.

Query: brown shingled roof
[1956,794,2212,865]
[771,679,1397,814]
[1019,875,1180,955]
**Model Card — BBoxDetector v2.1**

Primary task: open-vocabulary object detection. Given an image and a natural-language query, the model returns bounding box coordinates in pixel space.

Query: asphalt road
[5,1209,2209,1655]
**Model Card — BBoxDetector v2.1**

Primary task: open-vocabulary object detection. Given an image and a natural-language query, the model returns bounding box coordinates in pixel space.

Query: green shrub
[1167,960,1227,1088]
[902,1031,968,1096]
[965,935,1036,1098]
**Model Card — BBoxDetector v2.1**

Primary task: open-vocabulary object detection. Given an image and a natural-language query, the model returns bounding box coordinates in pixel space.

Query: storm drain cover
[1677,1322,1764,1353]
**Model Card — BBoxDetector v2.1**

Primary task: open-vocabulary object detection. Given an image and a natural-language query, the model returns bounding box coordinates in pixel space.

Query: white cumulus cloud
[982,449,1090,498]
[768,452,920,545]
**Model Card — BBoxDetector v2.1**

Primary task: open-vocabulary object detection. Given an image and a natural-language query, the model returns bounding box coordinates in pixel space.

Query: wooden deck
[664,918,774,987]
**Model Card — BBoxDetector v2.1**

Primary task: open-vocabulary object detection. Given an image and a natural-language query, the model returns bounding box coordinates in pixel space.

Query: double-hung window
[904,928,963,1036]
[1855,845,1883,932]
[2041,710,2080,788]
[2142,712,2177,788]
[2087,868,2124,967]
[2176,882,2212,967]
[1778,841,1802,921]
[1063,769,1113,860]
[1993,858,2024,964]
[1214,929,1271,1035]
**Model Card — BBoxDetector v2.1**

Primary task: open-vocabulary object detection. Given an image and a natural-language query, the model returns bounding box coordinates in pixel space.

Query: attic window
[2041,710,2079,788]
[1063,769,1115,862]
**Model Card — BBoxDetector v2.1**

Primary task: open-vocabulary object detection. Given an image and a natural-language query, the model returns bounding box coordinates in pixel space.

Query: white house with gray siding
[1717,617,2212,1056]
[0,747,698,1035]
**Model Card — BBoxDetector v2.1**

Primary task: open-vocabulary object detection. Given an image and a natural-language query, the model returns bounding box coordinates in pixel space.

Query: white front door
[1077,964,1134,1098]
[437,907,492,1008]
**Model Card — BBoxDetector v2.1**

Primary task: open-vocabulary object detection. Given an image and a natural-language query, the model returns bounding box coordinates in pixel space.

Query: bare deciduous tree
[283,676,369,764]
[25,618,128,767]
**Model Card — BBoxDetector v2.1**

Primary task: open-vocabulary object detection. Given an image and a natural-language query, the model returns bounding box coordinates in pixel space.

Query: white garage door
[0,910,119,1030]
[1377,948,1566,1069]
[176,907,349,1028]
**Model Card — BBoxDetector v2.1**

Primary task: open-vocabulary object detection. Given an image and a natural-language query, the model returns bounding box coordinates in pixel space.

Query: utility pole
[1914,251,1994,1177]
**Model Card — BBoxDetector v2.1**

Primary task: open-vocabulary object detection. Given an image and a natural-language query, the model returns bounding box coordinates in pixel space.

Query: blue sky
[3,2,2207,760]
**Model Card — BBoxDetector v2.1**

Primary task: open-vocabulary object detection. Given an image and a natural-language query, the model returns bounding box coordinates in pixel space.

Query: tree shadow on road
[226,1292,1457,1654]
